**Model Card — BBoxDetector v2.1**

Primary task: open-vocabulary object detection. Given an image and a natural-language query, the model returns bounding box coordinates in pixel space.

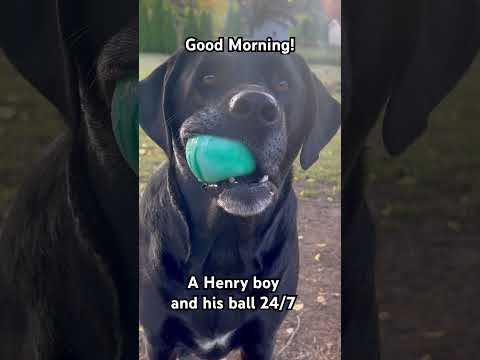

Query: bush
[224,6,244,37]
[184,7,199,40]
[139,0,151,52]
[294,15,329,46]
[198,12,214,41]
[162,9,178,53]
[140,0,178,53]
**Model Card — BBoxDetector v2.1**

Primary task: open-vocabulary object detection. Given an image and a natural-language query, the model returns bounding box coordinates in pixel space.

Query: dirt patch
[369,184,480,360]
[365,55,480,360]
[270,186,341,360]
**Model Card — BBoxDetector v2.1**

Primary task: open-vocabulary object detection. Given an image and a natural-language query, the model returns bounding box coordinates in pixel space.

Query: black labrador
[0,1,138,359]
[342,1,479,359]
[139,50,340,359]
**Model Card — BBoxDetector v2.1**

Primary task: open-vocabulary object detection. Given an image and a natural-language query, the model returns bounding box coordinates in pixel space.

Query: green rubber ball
[186,135,256,184]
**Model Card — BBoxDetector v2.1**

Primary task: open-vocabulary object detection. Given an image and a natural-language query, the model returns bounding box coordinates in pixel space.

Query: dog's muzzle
[180,86,287,217]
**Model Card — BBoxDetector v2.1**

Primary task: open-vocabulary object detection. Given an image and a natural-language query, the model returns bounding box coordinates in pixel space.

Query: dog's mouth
[200,169,277,217]
[180,112,286,217]
[180,131,278,217]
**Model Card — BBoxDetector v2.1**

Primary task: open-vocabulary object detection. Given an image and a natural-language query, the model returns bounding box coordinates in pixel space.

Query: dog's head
[141,50,340,217]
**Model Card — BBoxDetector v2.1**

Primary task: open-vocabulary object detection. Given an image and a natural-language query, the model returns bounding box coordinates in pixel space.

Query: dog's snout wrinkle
[229,89,280,124]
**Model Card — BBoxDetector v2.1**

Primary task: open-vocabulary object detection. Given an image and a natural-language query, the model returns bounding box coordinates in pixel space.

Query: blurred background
[138,1,341,359]
[368,54,480,359]
[2,2,479,359]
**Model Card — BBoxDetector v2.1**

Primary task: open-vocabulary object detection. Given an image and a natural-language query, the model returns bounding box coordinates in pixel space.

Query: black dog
[0,2,138,359]
[342,1,479,359]
[139,50,340,359]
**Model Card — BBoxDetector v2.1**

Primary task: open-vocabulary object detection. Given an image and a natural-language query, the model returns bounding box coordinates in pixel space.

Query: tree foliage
[140,0,178,53]
[184,7,200,40]
[198,12,214,41]
[224,5,244,37]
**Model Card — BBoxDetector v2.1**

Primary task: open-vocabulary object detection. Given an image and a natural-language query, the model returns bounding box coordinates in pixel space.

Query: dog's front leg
[240,341,274,360]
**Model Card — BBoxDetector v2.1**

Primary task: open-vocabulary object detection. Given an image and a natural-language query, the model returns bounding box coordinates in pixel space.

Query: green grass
[139,52,341,197]
[296,45,341,66]
[0,54,64,215]
[140,54,169,80]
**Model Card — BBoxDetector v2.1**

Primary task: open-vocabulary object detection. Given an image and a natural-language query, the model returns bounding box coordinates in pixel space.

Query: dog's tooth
[260,175,269,183]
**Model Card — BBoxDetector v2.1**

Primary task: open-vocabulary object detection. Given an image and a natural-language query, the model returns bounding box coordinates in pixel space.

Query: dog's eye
[202,74,217,86]
[275,80,289,92]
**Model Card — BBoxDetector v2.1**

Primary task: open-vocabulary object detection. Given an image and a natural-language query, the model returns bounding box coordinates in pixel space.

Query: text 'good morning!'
[185,37,296,55]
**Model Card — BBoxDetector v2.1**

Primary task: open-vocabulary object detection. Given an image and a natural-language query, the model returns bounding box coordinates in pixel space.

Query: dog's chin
[217,180,277,217]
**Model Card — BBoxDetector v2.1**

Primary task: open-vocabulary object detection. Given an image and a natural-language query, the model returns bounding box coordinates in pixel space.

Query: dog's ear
[0,1,136,128]
[383,1,479,155]
[0,1,80,127]
[139,61,171,156]
[139,51,188,158]
[294,55,341,170]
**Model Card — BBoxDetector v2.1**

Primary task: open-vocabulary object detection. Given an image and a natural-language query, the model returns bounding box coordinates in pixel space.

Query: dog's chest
[191,228,259,276]
[203,235,244,272]
[194,329,236,353]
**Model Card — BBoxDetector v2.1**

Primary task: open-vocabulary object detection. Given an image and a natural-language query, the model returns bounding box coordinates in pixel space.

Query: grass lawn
[139,52,341,197]
[0,54,64,217]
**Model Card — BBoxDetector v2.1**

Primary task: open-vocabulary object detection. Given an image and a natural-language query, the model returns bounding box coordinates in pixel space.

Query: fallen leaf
[314,254,321,261]
[419,355,432,360]
[422,330,447,339]
[293,302,304,311]
[316,294,327,305]
[381,205,393,216]
[447,221,462,232]
[396,176,417,185]
[0,106,16,119]
[378,312,392,321]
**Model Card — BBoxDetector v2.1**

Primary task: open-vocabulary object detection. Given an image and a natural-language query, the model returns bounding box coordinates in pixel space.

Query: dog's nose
[229,90,280,123]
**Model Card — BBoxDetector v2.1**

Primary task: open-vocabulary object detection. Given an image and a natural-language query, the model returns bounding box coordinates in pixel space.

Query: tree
[301,17,315,44]
[163,8,178,52]
[145,0,178,54]
[198,12,214,40]
[184,7,199,40]
[139,0,151,51]
[149,0,166,52]
[224,5,244,37]
[319,0,341,21]
[197,0,221,11]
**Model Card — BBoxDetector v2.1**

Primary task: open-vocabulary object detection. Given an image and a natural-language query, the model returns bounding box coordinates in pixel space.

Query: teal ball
[186,135,256,183]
